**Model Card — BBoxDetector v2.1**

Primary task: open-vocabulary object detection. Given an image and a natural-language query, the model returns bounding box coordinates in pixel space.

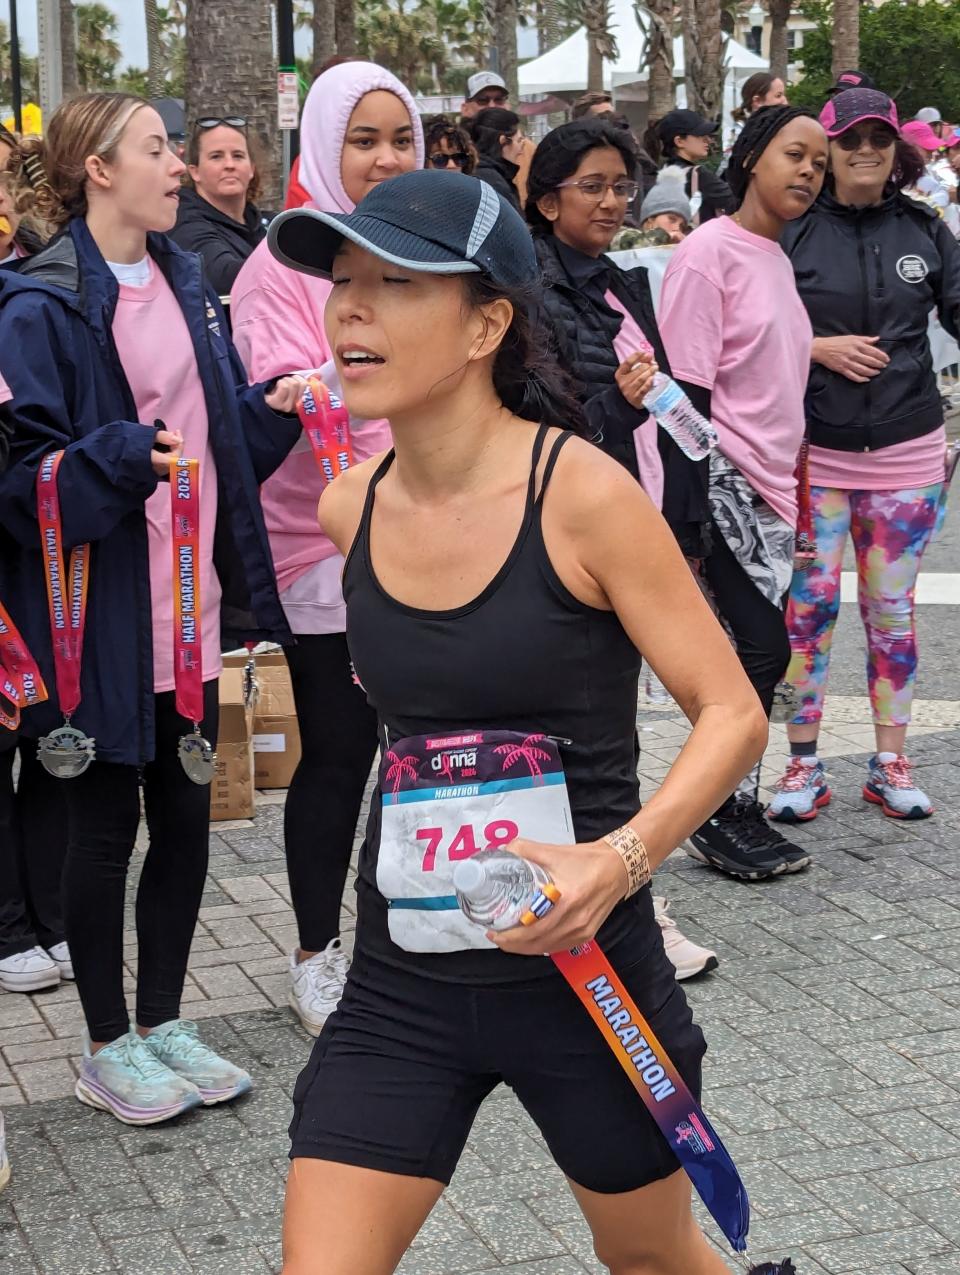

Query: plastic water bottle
[453,849,554,932]
[642,372,717,460]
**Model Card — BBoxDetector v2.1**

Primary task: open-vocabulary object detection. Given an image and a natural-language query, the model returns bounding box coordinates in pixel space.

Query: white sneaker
[0,1110,9,1194]
[0,945,60,993]
[654,898,719,981]
[46,942,74,980]
[289,937,350,1036]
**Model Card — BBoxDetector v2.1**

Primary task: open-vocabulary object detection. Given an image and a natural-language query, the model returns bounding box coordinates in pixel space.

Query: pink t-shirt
[808,427,947,490]
[604,289,664,509]
[111,260,223,693]
[659,217,813,528]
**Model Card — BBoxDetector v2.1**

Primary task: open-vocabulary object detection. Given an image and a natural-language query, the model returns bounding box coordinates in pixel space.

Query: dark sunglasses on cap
[195,116,248,131]
[835,126,896,151]
[428,151,470,169]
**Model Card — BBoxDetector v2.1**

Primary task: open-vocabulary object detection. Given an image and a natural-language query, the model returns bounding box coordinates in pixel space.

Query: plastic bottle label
[648,378,685,417]
[377,730,575,953]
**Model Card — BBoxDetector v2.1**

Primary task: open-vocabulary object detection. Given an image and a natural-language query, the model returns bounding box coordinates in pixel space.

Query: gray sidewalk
[2,700,960,1274]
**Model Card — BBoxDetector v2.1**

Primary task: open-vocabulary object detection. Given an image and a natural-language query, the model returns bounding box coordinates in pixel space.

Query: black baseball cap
[827,69,877,97]
[656,109,718,144]
[268,169,538,289]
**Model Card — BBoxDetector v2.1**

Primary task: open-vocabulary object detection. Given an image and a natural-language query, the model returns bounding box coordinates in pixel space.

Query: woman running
[268,167,767,1275]
[0,92,303,1124]
[230,61,422,1036]
[772,88,960,821]
[657,106,828,881]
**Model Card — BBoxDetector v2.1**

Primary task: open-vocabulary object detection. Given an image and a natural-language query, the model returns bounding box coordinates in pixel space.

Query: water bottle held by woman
[453,848,559,931]
[643,372,718,461]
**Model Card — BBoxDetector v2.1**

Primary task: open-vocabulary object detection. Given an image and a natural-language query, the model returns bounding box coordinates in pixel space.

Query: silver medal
[178,730,216,785]
[770,680,801,724]
[38,724,96,778]
[242,656,260,710]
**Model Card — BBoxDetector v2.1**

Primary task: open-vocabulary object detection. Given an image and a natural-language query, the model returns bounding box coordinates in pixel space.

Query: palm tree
[831,0,858,81]
[637,0,674,119]
[311,0,337,76]
[491,0,519,99]
[494,735,551,783]
[185,0,279,204]
[582,0,617,94]
[681,0,723,119]
[144,0,164,97]
[76,3,122,91]
[336,0,358,55]
[384,750,419,800]
[767,0,790,82]
[60,0,80,98]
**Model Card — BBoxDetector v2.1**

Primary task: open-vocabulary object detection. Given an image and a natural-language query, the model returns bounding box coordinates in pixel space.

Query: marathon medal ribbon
[382,727,761,1261]
[171,457,215,785]
[298,375,354,484]
[0,599,47,731]
[35,451,96,777]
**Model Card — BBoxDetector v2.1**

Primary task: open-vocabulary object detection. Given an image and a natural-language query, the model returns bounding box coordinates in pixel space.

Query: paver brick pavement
[1,704,959,1272]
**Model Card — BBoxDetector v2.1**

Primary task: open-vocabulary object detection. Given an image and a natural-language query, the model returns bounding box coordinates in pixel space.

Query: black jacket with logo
[782,190,960,452]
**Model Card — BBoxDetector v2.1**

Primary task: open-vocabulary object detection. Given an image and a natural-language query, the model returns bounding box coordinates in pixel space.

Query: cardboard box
[223,650,302,790]
[210,668,255,821]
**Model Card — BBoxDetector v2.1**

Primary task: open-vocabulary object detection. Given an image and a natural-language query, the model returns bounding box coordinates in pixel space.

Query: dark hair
[571,91,612,120]
[733,72,779,124]
[463,273,586,436]
[889,138,926,191]
[423,114,478,175]
[469,107,521,160]
[525,118,637,234]
[727,104,816,204]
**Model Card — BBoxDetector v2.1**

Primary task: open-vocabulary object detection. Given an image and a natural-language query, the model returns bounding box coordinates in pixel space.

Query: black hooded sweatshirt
[170,187,267,295]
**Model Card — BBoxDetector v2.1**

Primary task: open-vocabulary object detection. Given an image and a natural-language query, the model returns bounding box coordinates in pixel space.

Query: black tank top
[344,425,652,982]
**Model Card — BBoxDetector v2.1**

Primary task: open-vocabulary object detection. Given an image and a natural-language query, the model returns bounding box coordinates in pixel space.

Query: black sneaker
[684,798,812,880]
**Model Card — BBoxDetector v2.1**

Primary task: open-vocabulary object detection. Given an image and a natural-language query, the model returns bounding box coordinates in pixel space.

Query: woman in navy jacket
[0,93,304,1126]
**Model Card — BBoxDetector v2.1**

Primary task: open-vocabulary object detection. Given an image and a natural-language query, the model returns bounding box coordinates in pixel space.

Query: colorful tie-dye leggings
[785,484,942,727]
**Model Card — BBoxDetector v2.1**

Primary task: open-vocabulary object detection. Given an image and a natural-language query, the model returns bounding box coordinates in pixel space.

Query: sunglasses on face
[558,178,640,201]
[195,116,248,131]
[475,94,508,108]
[428,151,470,169]
[835,127,896,152]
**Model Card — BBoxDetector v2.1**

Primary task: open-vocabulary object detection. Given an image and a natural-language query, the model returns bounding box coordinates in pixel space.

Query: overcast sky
[0,1,313,69]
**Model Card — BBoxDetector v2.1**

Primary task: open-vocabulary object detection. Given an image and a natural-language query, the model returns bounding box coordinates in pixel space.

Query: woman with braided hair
[658,105,829,881]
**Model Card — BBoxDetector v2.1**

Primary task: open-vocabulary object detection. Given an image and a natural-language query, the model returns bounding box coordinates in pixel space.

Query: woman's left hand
[487,837,629,956]
[265,375,308,414]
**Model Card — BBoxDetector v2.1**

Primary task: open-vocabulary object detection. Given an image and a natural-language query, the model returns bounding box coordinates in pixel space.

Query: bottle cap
[452,859,485,894]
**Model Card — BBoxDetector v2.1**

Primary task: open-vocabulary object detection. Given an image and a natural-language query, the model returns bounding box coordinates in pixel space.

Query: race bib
[378,729,574,953]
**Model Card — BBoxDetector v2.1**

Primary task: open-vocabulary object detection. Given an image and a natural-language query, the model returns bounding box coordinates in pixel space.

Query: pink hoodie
[230,63,424,631]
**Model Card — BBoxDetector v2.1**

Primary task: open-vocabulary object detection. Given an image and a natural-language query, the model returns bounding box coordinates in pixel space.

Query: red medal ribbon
[796,436,813,545]
[298,375,354,485]
[36,451,89,721]
[171,457,204,725]
[0,599,48,731]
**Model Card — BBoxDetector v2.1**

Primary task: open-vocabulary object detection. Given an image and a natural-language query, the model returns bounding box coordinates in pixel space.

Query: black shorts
[289,920,706,1194]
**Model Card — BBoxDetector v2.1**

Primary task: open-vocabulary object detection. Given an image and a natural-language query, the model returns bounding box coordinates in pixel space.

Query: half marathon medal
[35,451,95,777]
[793,437,818,572]
[172,457,215,785]
[298,375,355,485]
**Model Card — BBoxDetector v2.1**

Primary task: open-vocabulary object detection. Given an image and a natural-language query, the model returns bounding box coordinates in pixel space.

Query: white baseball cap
[916,106,942,124]
[467,71,508,100]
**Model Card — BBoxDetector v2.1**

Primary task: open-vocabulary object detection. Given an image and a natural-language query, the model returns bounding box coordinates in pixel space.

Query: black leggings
[702,524,791,719]
[284,633,379,953]
[0,737,67,959]
[60,682,218,1042]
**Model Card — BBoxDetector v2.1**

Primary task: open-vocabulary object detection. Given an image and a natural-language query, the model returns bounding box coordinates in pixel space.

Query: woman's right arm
[0,296,161,549]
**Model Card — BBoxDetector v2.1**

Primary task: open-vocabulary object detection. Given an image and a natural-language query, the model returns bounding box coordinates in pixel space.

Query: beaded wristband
[602,825,651,898]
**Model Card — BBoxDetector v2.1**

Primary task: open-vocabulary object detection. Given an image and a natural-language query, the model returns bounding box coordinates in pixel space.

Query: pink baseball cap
[819,88,899,138]
[901,119,943,152]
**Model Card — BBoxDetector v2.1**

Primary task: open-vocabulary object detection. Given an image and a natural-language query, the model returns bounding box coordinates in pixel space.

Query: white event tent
[518,0,767,134]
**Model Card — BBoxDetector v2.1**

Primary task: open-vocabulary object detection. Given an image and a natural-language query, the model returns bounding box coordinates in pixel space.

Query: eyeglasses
[195,116,248,131]
[835,127,896,152]
[428,151,470,169]
[557,178,639,201]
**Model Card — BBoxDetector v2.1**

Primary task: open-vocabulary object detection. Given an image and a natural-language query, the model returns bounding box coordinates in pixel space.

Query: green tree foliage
[76,2,122,91]
[791,0,960,119]
[0,20,40,111]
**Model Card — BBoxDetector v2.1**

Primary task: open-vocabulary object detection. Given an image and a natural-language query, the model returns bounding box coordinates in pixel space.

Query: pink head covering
[297,61,425,214]
[901,119,943,153]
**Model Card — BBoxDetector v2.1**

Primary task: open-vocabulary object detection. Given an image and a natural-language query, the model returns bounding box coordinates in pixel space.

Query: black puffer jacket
[170,187,268,294]
[782,190,960,452]
[475,155,521,212]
